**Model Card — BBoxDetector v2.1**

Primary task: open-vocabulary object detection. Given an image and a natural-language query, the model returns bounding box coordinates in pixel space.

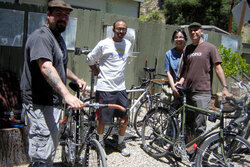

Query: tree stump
[0,126,29,167]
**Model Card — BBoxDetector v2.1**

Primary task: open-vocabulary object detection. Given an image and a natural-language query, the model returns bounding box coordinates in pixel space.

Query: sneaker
[117,142,130,157]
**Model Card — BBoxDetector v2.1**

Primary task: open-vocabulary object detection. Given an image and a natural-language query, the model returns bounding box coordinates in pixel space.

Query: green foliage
[139,9,163,23]
[218,45,250,77]
[162,0,241,33]
[139,0,164,23]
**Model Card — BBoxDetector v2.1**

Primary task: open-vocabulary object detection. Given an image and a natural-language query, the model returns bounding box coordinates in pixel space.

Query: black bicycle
[60,81,126,167]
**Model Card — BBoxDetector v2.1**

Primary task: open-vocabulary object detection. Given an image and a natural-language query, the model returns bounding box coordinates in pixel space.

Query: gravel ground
[15,98,249,167]
[54,129,193,167]
[15,128,193,167]
[15,120,250,167]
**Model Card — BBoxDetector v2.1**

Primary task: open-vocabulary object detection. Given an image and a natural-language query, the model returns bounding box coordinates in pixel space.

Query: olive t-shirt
[182,42,222,92]
[20,26,68,105]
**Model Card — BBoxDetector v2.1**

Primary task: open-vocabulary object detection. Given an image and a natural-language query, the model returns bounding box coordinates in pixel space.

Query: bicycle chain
[173,138,190,162]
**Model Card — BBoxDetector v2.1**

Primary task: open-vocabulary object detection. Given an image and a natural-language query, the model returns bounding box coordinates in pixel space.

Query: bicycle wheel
[82,139,107,167]
[242,119,250,140]
[61,111,77,166]
[134,98,160,137]
[141,107,178,158]
[195,133,250,167]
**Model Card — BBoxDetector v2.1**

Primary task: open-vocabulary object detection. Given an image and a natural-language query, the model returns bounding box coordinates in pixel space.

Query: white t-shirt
[86,38,132,91]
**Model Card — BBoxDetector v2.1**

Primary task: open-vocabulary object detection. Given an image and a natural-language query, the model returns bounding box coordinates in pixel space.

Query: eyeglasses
[115,27,127,32]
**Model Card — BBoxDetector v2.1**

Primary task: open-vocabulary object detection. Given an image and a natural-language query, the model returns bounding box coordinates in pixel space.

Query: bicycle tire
[133,99,151,137]
[227,112,250,141]
[61,112,77,166]
[195,133,250,167]
[242,119,250,140]
[134,98,160,138]
[141,107,178,158]
[83,139,107,167]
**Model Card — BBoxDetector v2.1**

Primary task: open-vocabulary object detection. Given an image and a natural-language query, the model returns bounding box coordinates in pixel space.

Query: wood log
[0,126,29,167]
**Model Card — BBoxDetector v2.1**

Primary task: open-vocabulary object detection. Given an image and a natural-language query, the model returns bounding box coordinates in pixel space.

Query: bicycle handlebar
[243,73,250,81]
[221,96,247,116]
[83,103,126,112]
[66,103,126,113]
[60,103,126,125]
[231,76,250,93]
[75,47,92,55]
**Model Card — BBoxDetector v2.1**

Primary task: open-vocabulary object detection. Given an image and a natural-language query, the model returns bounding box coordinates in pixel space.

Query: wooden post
[237,1,247,35]
[0,127,29,166]
[228,0,234,33]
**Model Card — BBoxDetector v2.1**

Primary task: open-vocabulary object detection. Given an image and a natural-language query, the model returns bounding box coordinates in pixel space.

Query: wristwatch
[222,84,228,89]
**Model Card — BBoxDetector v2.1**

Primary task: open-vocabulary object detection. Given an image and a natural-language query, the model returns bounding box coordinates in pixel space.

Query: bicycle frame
[150,92,235,163]
[162,103,221,147]
[127,79,161,129]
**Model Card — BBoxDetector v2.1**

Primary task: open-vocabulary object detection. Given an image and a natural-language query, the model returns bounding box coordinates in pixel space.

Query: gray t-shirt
[20,26,68,105]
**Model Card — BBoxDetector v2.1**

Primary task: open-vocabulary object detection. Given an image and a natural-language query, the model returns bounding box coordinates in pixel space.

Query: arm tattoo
[44,67,62,93]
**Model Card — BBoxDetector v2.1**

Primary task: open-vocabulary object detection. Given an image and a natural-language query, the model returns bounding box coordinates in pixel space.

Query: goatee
[55,21,67,33]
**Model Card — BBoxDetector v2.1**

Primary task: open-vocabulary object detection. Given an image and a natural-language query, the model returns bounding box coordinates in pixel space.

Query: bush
[218,45,250,78]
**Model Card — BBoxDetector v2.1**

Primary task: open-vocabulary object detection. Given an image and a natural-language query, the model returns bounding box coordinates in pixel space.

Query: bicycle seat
[175,85,193,94]
[226,96,247,106]
[69,81,80,92]
[143,67,155,73]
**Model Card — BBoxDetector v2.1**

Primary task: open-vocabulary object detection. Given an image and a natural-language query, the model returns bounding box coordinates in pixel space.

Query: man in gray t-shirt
[20,0,86,165]
[177,22,230,154]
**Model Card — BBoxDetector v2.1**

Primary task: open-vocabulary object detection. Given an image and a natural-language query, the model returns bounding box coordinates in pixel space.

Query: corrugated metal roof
[133,0,144,2]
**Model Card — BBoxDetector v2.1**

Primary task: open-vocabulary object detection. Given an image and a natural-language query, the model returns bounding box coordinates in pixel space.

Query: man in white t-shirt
[86,20,132,157]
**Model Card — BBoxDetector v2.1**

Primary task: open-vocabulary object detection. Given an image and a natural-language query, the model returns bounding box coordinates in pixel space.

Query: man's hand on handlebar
[65,94,84,110]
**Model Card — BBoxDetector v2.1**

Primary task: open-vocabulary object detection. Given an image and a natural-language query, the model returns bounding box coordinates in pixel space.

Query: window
[0,8,24,47]
[28,12,77,50]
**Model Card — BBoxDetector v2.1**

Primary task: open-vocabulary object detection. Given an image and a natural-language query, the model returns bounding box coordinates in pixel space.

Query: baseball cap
[188,22,202,28]
[48,0,73,11]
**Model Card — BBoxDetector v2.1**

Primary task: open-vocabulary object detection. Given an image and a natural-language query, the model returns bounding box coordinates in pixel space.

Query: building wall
[242,43,250,64]
[7,0,140,17]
